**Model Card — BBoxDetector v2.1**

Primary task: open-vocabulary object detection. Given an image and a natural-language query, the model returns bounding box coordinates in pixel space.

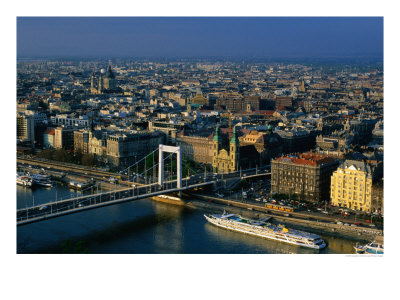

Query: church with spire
[90,63,119,94]
[212,125,240,174]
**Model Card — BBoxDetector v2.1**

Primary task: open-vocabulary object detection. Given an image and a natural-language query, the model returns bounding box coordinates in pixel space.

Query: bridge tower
[158,144,182,190]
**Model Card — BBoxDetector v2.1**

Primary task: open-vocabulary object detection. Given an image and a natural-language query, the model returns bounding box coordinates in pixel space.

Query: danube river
[17,184,359,254]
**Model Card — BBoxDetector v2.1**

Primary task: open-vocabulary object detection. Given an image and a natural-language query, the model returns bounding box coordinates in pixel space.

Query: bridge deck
[17,181,213,226]
[17,169,269,226]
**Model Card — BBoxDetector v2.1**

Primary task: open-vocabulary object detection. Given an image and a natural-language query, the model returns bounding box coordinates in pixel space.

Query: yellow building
[330,160,374,212]
[212,125,239,174]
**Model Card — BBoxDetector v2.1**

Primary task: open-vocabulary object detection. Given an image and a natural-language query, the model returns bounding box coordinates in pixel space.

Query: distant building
[238,126,283,165]
[190,88,209,106]
[275,96,293,110]
[330,160,383,213]
[271,153,338,203]
[148,120,185,145]
[216,94,260,112]
[90,64,118,94]
[51,114,89,128]
[371,120,383,144]
[316,131,355,158]
[275,127,317,154]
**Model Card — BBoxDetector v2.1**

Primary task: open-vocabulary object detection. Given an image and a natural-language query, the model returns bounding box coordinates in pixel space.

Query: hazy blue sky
[17,17,383,59]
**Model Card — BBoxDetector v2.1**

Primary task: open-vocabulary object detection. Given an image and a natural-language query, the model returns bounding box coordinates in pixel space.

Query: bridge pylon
[158,144,182,190]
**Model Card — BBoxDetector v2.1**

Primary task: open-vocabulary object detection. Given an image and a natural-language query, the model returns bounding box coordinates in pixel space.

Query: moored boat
[354,237,384,254]
[204,212,326,249]
[30,173,53,188]
[16,174,34,187]
[69,180,94,190]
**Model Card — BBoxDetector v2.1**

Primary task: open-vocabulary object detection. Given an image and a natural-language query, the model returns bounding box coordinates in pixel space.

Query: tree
[37,148,54,160]
[73,150,83,164]
[53,149,71,162]
[81,154,96,166]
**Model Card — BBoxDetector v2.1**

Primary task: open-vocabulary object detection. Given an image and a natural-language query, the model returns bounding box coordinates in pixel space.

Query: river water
[17,184,359,254]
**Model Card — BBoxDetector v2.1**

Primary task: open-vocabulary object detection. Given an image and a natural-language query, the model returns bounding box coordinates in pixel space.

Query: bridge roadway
[17,157,116,179]
[16,169,270,226]
[17,180,212,226]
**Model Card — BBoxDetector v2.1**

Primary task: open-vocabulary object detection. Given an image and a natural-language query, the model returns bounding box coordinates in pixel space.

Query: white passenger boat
[204,213,326,249]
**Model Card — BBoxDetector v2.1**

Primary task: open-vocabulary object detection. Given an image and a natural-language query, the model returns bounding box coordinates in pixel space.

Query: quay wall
[183,194,382,242]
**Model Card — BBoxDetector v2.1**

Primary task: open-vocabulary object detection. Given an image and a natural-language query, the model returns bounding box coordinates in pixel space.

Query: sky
[17,17,383,60]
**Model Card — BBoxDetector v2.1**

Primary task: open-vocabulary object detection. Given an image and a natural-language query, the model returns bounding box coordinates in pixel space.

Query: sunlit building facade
[330,160,374,212]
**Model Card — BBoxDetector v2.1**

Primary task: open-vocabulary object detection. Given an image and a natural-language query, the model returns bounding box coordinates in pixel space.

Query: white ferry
[204,213,326,249]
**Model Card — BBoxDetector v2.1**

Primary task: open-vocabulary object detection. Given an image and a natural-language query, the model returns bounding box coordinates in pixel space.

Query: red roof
[276,153,335,166]
[254,110,275,115]
[44,128,55,135]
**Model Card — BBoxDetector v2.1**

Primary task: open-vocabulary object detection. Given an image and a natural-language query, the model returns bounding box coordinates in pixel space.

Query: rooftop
[276,153,335,166]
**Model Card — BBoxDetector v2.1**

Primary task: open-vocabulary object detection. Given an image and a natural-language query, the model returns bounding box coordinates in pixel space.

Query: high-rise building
[54,126,74,150]
[74,129,89,153]
[17,113,35,145]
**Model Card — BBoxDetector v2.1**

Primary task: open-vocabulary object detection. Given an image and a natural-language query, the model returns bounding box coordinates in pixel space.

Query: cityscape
[15,17,385,257]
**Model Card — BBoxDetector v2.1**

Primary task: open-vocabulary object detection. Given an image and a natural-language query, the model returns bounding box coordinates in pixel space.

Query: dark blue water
[17,184,358,254]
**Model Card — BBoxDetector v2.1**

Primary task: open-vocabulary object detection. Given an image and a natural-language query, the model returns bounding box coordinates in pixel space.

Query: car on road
[39,205,48,211]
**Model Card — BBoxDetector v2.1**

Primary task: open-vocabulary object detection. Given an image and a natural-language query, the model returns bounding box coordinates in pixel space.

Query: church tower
[229,126,240,172]
[103,63,117,91]
[90,72,96,93]
[98,73,104,94]
[212,125,221,170]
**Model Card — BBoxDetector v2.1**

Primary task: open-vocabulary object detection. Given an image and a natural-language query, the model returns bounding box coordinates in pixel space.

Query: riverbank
[177,193,382,242]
